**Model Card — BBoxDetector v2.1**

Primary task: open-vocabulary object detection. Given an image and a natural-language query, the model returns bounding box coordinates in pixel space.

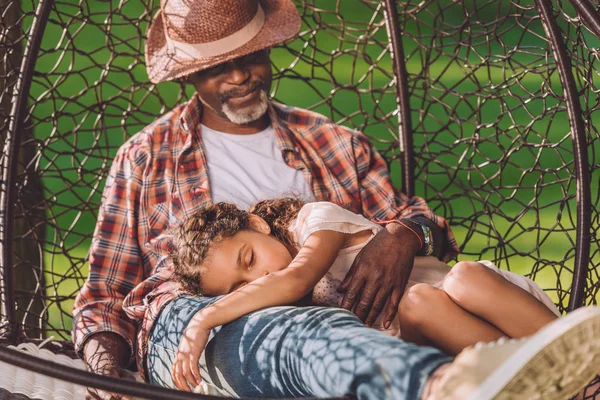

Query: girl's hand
[172,319,210,392]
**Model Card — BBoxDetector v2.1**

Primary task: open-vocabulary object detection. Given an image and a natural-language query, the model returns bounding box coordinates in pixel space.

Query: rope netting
[0,0,599,398]
[400,0,600,310]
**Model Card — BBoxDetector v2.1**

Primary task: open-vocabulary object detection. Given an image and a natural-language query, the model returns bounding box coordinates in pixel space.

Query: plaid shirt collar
[177,94,298,152]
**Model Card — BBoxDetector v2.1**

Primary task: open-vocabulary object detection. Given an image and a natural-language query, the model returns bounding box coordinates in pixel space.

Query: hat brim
[145,0,301,84]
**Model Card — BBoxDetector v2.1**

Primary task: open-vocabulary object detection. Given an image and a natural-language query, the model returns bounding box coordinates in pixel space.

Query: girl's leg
[398,283,505,355]
[441,261,557,338]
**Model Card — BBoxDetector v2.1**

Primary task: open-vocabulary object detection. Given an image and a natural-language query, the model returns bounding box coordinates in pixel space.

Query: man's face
[190,50,272,124]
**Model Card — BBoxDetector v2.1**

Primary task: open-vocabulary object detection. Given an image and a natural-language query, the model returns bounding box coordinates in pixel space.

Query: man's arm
[83,332,129,375]
[73,146,146,399]
[348,132,457,260]
[337,132,458,324]
[83,333,134,400]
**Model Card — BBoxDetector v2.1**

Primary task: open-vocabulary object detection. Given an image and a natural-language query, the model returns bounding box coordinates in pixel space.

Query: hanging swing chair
[0,0,599,398]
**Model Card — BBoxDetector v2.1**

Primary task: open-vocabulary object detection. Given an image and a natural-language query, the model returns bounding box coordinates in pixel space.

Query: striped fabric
[72,96,458,376]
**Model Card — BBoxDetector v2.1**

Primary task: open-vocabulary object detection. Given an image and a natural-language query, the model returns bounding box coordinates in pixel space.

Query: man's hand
[83,332,133,400]
[337,222,421,327]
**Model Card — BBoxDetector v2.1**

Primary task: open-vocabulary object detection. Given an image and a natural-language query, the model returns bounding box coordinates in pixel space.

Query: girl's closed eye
[248,249,255,269]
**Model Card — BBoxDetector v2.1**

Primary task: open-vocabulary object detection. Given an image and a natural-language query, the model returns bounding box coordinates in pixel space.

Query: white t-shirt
[200,124,315,210]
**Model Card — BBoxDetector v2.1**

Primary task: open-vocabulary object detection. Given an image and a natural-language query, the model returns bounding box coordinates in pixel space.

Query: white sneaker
[432,306,600,400]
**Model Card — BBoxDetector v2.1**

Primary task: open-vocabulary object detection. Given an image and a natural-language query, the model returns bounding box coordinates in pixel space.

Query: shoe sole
[466,306,600,400]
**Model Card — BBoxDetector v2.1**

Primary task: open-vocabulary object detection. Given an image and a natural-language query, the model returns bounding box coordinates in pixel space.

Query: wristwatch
[420,223,434,256]
[400,218,435,256]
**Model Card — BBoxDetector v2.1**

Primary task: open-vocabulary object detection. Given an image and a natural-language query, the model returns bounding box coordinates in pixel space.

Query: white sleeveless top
[287,202,560,337]
[288,201,381,307]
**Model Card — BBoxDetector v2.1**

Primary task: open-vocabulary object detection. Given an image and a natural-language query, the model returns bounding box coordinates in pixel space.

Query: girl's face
[200,215,293,296]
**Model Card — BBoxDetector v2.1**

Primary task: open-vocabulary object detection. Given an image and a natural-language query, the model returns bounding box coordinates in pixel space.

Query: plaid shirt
[72,95,459,377]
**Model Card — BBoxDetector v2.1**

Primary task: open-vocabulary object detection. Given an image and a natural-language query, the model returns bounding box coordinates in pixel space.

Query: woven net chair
[0,0,599,398]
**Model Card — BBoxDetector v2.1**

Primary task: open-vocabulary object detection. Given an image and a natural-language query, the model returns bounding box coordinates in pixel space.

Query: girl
[169,198,560,391]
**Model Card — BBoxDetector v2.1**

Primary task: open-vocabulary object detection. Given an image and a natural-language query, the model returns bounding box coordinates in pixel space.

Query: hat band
[166,5,265,59]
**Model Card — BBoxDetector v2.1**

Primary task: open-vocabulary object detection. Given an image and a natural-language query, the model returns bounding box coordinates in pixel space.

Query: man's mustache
[218,79,267,103]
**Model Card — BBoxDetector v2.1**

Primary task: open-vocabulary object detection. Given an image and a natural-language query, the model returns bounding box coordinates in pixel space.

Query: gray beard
[221,90,269,125]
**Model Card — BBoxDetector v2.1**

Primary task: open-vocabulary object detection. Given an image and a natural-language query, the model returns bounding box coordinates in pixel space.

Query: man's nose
[226,62,250,85]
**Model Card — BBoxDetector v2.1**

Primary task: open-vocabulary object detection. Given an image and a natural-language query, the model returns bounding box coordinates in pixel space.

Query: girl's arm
[195,229,346,330]
[172,229,366,391]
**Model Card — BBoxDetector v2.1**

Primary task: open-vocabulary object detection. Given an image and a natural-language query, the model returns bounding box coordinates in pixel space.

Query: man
[73,0,600,399]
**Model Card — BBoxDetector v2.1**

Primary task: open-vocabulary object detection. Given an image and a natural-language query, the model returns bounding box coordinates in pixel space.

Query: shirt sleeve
[352,132,459,261]
[72,144,146,361]
[288,202,382,246]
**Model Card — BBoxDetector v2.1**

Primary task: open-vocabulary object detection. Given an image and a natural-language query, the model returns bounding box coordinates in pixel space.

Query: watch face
[420,224,434,255]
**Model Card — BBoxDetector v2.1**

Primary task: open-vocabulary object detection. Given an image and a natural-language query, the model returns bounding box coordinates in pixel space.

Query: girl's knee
[399,284,445,327]
[442,261,492,301]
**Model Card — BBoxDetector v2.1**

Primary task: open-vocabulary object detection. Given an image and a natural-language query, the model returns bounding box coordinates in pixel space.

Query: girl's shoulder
[290,202,381,246]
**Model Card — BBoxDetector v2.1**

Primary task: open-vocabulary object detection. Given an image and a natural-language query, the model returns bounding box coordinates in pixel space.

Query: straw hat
[145,0,301,84]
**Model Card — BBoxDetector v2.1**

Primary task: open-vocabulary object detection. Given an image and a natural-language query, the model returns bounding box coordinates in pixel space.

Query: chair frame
[0,0,598,398]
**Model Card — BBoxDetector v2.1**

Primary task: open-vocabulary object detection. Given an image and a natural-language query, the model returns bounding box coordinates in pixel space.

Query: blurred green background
[10,0,598,336]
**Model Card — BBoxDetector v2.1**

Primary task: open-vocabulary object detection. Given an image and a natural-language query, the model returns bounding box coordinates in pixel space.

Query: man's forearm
[83,332,130,373]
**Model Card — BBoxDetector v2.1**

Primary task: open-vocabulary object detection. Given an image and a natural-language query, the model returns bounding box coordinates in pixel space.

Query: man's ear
[248,214,271,234]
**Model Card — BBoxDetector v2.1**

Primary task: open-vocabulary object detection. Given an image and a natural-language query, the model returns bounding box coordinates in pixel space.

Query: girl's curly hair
[171,197,304,295]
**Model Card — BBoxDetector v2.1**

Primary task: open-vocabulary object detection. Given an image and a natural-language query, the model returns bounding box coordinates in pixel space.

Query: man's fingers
[86,372,131,400]
[353,288,378,321]
[364,289,389,327]
[339,278,364,311]
[86,389,122,400]
[337,263,357,293]
[119,369,138,383]
[86,389,103,400]
[382,288,403,327]
[87,381,127,400]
